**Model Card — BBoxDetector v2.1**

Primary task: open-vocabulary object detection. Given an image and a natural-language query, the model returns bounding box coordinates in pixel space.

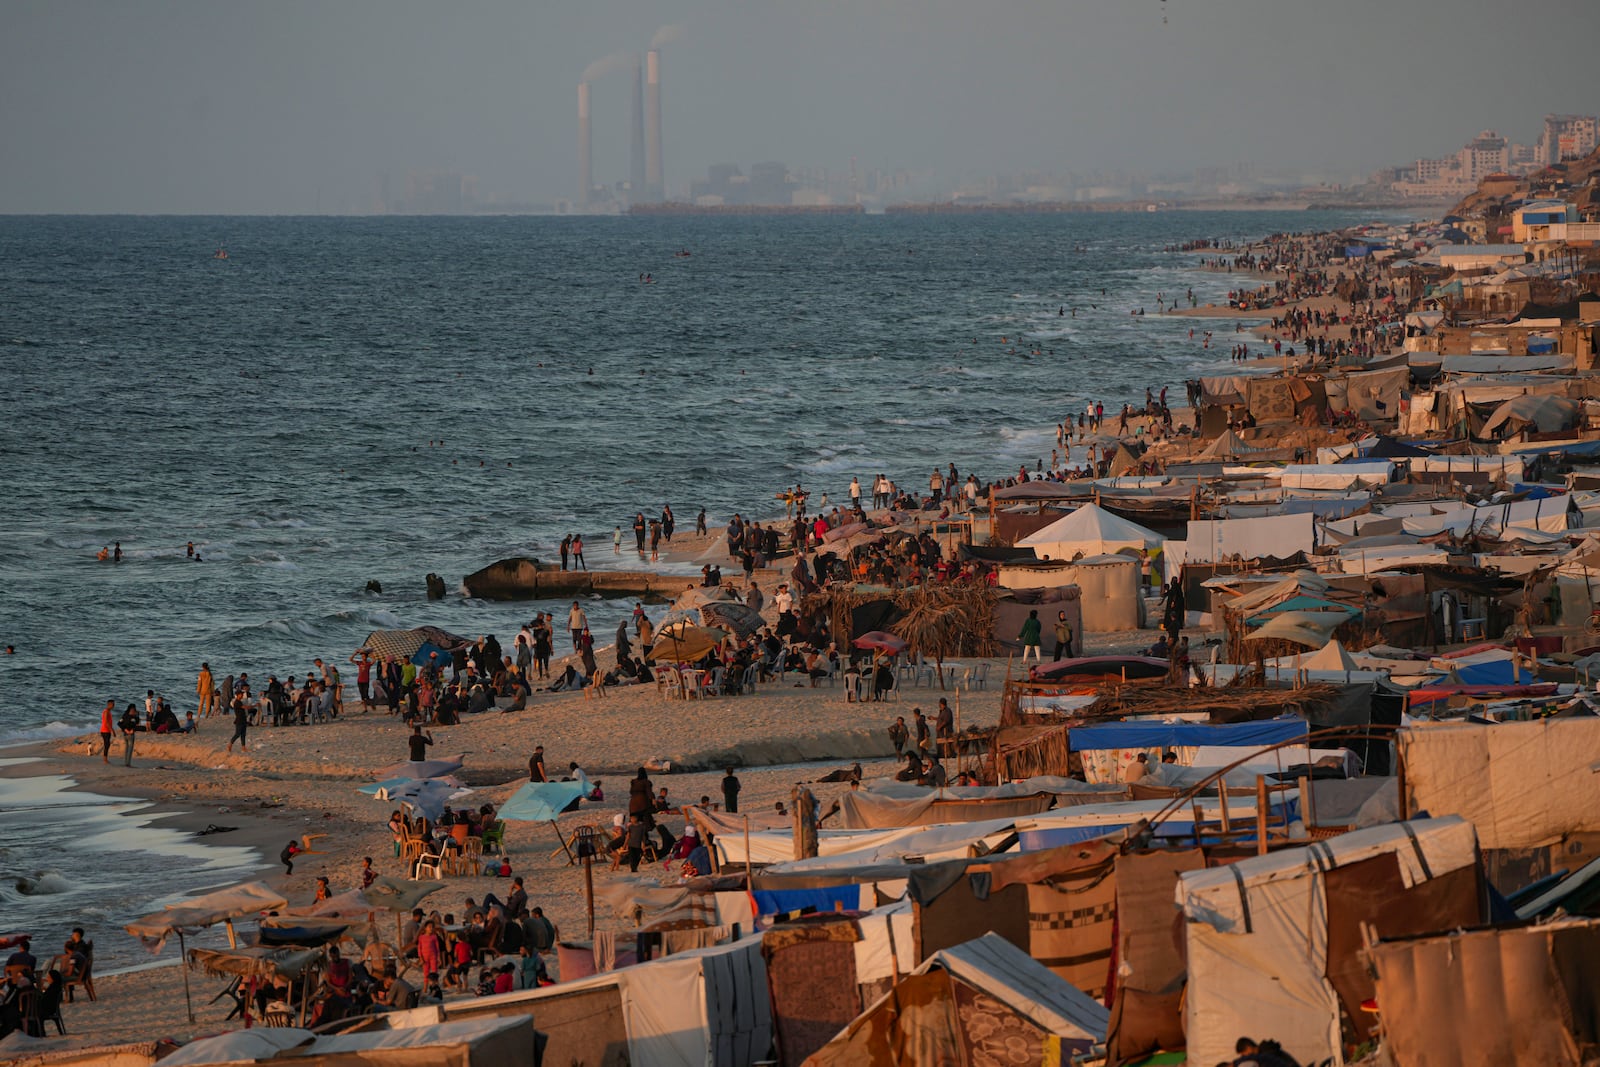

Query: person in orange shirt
[197,663,215,717]
[98,699,115,763]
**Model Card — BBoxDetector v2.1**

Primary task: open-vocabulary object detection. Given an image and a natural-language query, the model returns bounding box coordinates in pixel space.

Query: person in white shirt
[568,602,588,651]
[773,584,793,615]
[849,477,862,509]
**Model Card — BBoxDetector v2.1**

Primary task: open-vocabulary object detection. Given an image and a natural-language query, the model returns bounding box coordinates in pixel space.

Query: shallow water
[0,758,264,970]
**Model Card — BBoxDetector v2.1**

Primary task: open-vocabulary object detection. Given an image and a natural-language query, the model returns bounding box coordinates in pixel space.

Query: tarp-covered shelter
[1399,717,1600,852]
[429,934,772,1067]
[1178,817,1483,1067]
[804,934,1109,1066]
[1480,394,1581,437]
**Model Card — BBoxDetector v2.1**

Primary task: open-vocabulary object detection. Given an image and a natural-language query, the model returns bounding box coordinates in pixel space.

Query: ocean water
[0,209,1387,747]
[0,758,265,970]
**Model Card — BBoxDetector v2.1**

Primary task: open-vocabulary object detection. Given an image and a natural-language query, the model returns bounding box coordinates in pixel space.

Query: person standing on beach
[1019,610,1042,662]
[571,534,586,571]
[533,614,553,679]
[559,535,571,572]
[661,505,675,542]
[721,767,741,814]
[351,649,374,712]
[1053,611,1074,660]
[197,663,215,718]
[616,620,632,664]
[118,702,141,766]
[613,526,622,554]
[568,601,588,652]
[633,513,647,553]
[407,724,434,762]
[99,698,115,763]
[649,520,662,561]
[696,509,707,536]
[529,746,548,782]
[850,476,862,510]
[227,697,249,754]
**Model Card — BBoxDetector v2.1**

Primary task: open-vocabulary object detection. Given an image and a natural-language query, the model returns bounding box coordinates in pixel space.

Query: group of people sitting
[0,930,92,1039]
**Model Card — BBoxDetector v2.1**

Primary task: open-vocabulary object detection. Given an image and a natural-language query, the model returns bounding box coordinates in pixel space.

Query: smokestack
[646,50,662,201]
[578,81,592,206]
[629,56,646,201]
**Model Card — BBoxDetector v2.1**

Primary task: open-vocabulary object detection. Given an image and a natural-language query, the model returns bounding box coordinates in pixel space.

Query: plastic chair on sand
[739,662,760,695]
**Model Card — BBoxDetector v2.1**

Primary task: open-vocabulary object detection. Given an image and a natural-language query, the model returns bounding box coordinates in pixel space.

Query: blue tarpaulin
[411,641,454,667]
[499,780,589,823]
[1450,660,1526,686]
[1069,717,1307,752]
[752,886,860,918]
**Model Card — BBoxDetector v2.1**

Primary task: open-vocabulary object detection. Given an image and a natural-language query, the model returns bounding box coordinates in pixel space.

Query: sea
[0,208,1391,964]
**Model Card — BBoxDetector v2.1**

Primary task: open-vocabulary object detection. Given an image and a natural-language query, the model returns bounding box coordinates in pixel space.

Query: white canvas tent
[1178,817,1479,1067]
[1017,503,1162,561]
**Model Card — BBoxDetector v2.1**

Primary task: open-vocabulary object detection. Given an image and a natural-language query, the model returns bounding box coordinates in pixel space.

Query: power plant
[645,50,662,202]
[577,81,592,205]
[578,48,665,207]
[629,57,647,200]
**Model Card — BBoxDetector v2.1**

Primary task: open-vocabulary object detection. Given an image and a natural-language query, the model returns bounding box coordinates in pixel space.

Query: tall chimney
[578,81,592,206]
[629,56,646,201]
[646,50,662,201]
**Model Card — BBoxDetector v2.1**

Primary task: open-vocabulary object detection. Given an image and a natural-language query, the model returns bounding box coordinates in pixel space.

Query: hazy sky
[2,0,1595,213]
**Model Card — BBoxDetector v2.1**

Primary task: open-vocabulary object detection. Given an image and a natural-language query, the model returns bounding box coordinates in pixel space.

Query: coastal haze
[1,0,1596,213]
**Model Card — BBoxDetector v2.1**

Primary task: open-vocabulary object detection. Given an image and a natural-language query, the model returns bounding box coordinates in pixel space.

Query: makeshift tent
[1016,503,1162,561]
[838,786,1056,830]
[910,839,1123,999]
[1398,717,1600,851]
[1183,513,1315,564]
[434,934,772,1067]
[1178,817,1482,1067]
[358,626,469,662]
[158,1016,537,1067]
[647,623,730,663]
[1070,717,1306,753]
[1197,429,1265,460]
[1480,394,1580,436]
[1366,918,1600,1067]
[368,778,458,821]
[806,934,1109,1066]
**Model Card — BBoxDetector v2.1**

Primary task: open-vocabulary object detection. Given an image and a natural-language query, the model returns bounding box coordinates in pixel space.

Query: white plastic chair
[415,850,445,880]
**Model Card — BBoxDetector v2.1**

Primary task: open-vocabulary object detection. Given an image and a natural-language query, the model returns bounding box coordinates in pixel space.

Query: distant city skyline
[1,0,1596,213]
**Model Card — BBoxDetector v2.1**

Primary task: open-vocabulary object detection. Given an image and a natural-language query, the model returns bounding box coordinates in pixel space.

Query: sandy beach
[17,641,1027,1045]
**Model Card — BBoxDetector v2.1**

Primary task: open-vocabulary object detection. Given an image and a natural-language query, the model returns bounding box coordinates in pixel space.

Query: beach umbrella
[358,774,463,797]
[303,876,446,952]
[126,881,288,1023]
[186,945,325,1028]
[256,917,349,947]
[369,778,457,822]
[825,529,884,555]
[375,754,464,781]
[645,622,728,663]
[697,601,765,639]
[852,631,908,654]
[1247,609,1350,648]
[499,780,591,863]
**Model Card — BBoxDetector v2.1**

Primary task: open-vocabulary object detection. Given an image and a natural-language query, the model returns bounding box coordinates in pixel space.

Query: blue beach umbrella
[498,780,591,863]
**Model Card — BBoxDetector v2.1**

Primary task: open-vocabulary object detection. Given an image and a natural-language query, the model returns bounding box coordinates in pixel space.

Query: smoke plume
[649,24,686,49]
[581,51,633,82]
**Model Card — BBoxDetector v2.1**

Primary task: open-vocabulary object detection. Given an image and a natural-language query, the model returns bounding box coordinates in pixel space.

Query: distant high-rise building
[1458,131,1509,182]
[645,50,663,202]
[1541,114,1599,165]
[629,57,646,198]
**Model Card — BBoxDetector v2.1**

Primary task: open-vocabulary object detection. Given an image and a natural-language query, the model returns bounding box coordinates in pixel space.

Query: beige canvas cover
[1178,817,1478,1067]
[1365,918,1600,1067]
[1399,718,1600,851]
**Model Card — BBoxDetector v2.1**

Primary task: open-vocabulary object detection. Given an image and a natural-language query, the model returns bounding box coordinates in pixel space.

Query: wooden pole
[178,930,195,1023]
[793,787,819,860]
[743,815,753,888]
[1255,774,1269,855]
